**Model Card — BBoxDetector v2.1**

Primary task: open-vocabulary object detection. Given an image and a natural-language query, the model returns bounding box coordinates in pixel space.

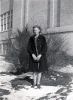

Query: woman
[27,25,47,88]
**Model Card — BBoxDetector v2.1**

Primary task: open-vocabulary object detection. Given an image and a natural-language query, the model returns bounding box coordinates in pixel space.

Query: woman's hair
[33,25,42,33]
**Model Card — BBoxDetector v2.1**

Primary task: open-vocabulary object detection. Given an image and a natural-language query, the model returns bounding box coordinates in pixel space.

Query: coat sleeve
[41,36,47,55]
[27,37,34,55]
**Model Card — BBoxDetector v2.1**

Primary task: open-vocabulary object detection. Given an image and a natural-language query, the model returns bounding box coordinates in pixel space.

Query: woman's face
[33,27,40,35]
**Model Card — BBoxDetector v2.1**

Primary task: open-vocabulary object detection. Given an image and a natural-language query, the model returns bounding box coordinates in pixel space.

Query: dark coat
[27,34,48,72]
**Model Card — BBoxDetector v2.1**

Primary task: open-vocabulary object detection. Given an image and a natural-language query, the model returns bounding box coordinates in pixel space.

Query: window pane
[1,25,3,31]
[4,14,6,24]
[1,15,3,26]
[0,10,13,31]
[4,24,6,30]
[1,19,3,25]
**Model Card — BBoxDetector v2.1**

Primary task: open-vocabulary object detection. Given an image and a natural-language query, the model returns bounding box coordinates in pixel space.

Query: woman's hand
[32,54,37,60]
[37,54,42,61]
[32,54,42,61]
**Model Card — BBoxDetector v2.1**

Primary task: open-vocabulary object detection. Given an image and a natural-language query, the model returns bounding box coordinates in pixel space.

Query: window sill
[47,24,73,34]
[0,29,12,33]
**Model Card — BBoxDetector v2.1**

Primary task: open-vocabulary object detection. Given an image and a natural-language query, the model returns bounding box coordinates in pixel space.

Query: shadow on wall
[46,33,73,68]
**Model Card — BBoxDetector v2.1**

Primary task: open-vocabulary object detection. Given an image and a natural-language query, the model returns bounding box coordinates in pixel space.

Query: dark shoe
[31,83,36,88]
[37,84,41,89]
[31,85,35,88]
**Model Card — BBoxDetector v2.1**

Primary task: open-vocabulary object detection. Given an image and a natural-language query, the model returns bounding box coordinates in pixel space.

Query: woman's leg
[37,72,42,87]
[33,72,37,86]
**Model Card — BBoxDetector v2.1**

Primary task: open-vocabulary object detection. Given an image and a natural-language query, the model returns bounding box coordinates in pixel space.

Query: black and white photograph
[0,0,73,100]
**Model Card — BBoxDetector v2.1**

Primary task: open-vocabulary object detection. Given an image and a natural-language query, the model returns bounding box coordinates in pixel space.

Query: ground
[0,67,73,100]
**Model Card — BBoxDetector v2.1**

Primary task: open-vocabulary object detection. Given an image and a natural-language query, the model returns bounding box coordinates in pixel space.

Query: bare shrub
[46,34,71,68]
[6,27,30,74]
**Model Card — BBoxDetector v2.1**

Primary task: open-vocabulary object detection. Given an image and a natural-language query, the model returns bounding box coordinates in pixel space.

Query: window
[1,15,3,31]
[0,10,13,32]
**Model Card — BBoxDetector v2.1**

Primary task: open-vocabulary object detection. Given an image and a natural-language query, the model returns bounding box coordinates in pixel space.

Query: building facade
[0,0,73,56]
[0,0,13,55]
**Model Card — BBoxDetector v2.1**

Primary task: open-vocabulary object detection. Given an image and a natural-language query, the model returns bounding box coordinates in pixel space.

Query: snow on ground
[0,70,73,99]
[0,60,15,72]
[0,56,73,99]
[66,91,73,100]
[4,86,61,100]
[0,74,17,91]
[59,64,73,73]
[0,73,65,100]
[51,64,73,74]
[0,58,73,100]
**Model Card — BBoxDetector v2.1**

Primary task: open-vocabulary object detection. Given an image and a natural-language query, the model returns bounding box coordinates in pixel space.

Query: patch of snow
[57,74,60,77]
[18,72,33,79]
[66,92,73,100]
[4,86,61,100]
[0,74,17,82]
[0,61,15,72]
[0,74,17,91]
[50,75,56,81]
[58,64,73,73]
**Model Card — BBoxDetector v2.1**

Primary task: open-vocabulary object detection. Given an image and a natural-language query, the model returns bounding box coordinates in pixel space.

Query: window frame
[0,10,13,32]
